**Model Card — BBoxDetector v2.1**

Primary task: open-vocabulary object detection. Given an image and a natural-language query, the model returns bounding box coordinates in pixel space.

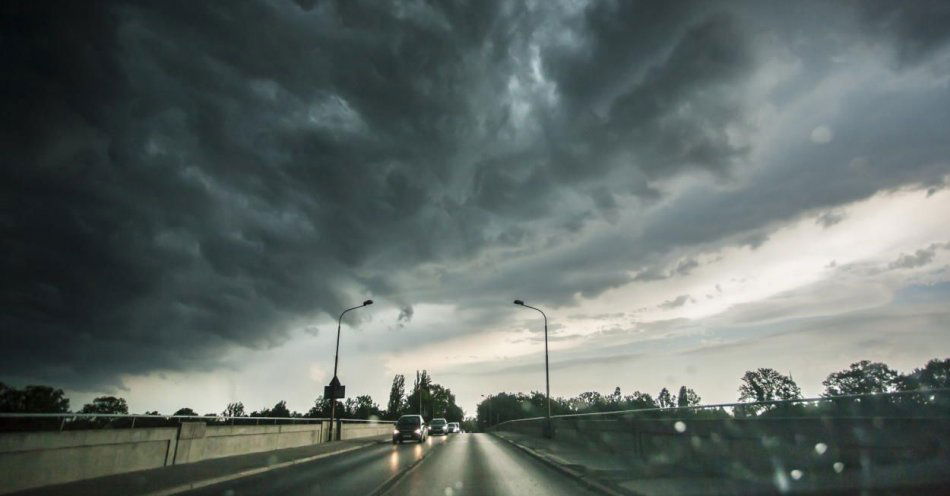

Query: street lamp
[514,299,553,438]
[327,299,373,441]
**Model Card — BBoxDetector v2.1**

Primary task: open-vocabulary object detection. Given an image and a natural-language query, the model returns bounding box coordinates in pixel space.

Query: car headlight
[393,429,399,435]
[414,428,421,434]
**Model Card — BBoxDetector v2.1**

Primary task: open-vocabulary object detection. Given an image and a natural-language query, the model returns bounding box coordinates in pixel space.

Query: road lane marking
[372,435,455,496]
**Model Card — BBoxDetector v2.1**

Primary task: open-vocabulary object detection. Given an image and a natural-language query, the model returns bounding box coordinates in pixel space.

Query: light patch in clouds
[308,364,327,384]
[810,125,834,143]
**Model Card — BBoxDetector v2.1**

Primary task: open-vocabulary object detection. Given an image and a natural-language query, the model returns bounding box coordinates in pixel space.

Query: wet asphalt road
[183,433,598,496]
[385,433,598,496]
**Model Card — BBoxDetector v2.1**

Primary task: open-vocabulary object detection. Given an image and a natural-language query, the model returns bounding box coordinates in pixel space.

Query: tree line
[0,370,465,423]
[476,357,949,428]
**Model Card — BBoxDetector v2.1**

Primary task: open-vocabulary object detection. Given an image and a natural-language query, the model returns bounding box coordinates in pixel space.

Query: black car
[393,414,427,444]
[429,418,449,435]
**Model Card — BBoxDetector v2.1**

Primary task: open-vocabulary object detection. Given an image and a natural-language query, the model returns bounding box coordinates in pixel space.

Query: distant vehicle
[447,422,460,433]
[393,414,427,444]
[429,418,448,435]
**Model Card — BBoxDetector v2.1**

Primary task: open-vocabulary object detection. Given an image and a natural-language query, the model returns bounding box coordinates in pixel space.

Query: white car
[447,422,460,433]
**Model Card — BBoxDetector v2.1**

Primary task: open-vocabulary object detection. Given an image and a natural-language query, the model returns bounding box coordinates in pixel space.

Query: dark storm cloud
[2,0,949,389]
[856,0,950,63]
[888,243,950,270]
[658,295,692,310]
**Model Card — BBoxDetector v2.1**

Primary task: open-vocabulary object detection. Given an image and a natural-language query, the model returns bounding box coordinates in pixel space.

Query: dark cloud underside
[2,0,948,389]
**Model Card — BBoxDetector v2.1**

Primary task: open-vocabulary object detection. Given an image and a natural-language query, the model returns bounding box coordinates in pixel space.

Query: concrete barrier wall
[0,419,396,494]
[0,427,179,494]
[172,422,326,464]
[339,422,393,441]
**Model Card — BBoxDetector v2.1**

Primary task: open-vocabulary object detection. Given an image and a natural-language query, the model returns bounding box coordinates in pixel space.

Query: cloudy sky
[2,0,949,416]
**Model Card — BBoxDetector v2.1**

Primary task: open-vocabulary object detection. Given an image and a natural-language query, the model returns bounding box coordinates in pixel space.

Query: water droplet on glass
[790,469,803,480]
[443,487,454,496]
[833,462,845,473]
[674,421,686,433]
[454,481,463,489]
[773,468,790,493]
[814,442,827,455]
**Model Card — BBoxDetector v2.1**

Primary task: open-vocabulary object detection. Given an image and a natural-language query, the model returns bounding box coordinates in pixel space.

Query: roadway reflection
[388,449,399,472]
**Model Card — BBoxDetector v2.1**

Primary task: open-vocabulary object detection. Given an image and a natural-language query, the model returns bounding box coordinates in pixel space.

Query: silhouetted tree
[822,360,898,396]
[657,388,676,408]
[386,374,405,419]
[269,400,291,417]
[307,396,332,418]
[737,369,802,412]
[677,386,701,407]
[572,391,607,411]
[897,358,950,391]
[222,402,246,417]
[81,396,129,414]
[174,407,198,416]
[0,384,69,413]
[351,395,382,419]
[622,391,657,409]
[407,370,433,418]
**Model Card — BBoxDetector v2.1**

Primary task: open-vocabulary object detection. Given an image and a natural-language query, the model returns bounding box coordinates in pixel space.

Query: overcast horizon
[3,0,950,417]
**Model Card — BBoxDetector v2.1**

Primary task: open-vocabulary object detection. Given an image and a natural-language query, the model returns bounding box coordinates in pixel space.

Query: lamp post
[327,299,373,442]
[514,299,553,438]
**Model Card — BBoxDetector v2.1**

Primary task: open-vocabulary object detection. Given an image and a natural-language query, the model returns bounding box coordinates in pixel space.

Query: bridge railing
[0,413,394,432]
[491,388,950,426]
[490,389,950,489]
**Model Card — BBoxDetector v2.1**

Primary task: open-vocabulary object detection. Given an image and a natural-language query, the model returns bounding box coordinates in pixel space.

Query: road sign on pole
[325,376,345,400]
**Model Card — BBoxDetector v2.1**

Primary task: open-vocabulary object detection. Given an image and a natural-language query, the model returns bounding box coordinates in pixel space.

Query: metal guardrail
[0,412,395,432]
[491,388,950,428]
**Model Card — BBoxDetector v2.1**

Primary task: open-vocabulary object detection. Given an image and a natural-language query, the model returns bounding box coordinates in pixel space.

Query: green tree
[461,417,479,433]
[406,370,433,418]
[269,400,291,417]
[571,391,607,411]
[657,388,676,408]
[351,395,382,419]
[222,402,246,417]
[897,358,950,391]
[622,391,656,409]
[386,374,405,419]
[81,396,129,414]
[307,396,331,418]
[677,386,701,407]
[822,360,898,396]
[403,372,464,422]
[738,368,802,404]
[250,400,290,417]
[173,407,198,416]
[0,384,69,413]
